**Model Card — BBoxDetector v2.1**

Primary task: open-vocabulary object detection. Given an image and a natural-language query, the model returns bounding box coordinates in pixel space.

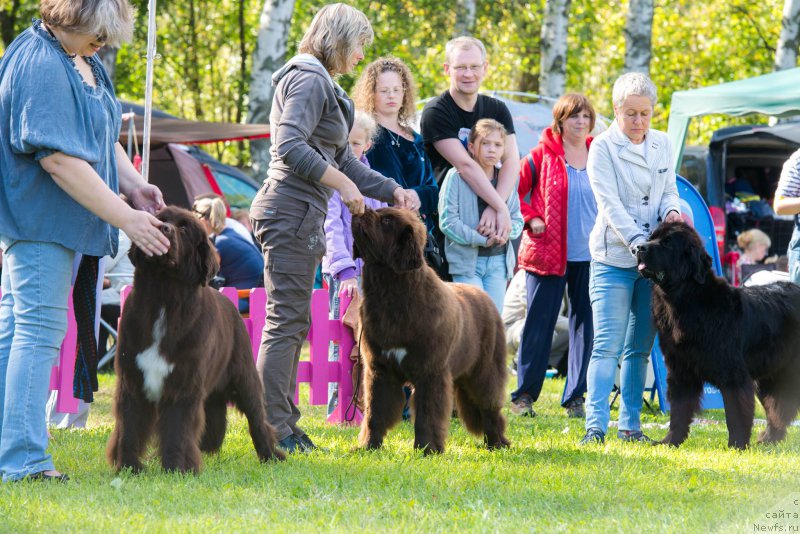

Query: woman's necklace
[386,128,403,148]
[43,24,77,59]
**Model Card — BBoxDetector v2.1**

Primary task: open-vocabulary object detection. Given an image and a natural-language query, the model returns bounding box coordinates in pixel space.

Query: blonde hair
[468,118,507,148]
[40,0,135,47]
[297,3,373,75]
[193,196,226,235]
[444,36,486,64]
[737,228,771,252]
[352,110,378,144]
[352,57,418,130]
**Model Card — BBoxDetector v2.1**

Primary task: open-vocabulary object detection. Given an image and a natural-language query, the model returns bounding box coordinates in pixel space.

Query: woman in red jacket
[511,94,597,418]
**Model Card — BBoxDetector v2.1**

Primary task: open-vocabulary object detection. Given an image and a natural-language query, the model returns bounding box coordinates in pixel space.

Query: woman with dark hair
[511,93,598,420]
[0,0,169,482]
[249,3,419,454]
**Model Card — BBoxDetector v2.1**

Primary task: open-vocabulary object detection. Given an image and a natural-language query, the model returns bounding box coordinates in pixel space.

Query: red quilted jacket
[517,128,593,276]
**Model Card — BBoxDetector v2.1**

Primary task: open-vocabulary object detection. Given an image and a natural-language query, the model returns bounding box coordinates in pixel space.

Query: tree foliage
[0,0,789,166]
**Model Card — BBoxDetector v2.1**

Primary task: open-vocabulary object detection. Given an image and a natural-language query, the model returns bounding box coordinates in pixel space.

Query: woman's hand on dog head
[393,187,421,212]
[122,210,170,257]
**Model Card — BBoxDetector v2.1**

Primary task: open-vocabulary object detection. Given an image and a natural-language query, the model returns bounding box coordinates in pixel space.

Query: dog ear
[128,243,145,268]
[190,236,220,286]
[390,225,423,272]
[686,240,712,284]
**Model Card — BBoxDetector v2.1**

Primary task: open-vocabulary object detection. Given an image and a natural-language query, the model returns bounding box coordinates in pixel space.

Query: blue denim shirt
[0,20,122,256]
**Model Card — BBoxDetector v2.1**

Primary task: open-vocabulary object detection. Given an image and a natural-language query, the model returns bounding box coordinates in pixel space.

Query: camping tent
[667,67,800,170]
[118,101,270,146]
[116,102,266,210]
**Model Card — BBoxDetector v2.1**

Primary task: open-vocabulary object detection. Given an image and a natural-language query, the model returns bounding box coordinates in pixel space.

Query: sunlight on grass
[1,368,798,531]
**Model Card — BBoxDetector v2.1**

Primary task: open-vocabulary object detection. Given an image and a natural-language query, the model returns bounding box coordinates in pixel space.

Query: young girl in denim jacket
[438,119,523,312]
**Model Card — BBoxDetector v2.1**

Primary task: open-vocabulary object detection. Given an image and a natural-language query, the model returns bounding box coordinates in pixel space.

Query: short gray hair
[612,72,657,108]
[298,3,374,75]
[445,36,486,64]
[40,0,135,47]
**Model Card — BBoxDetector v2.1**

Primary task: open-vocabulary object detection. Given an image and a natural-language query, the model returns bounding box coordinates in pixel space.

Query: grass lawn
[1,366,798,533]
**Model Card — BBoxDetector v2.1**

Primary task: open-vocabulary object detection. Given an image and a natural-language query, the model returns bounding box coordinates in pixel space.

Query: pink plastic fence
[7,286,362,425]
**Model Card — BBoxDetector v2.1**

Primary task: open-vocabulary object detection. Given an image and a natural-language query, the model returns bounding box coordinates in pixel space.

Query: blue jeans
[585,261,655,435]
[0,239,74,482]
[788,222,800,285]
[452,255,507,313]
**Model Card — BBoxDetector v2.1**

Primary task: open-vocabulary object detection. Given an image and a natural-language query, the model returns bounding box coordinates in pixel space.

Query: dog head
[637,221,712,287]
[129,206,219,286]
[351,207,426,273]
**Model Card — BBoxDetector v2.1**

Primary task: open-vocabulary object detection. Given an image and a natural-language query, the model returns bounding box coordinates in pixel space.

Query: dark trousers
[512,261,593,406]
[97,303,120,357]
[251,185,327,441]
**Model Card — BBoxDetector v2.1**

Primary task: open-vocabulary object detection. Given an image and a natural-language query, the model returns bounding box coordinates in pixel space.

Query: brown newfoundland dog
[351,207,510,454]
[638,221,800,449]
[106,206,284,473]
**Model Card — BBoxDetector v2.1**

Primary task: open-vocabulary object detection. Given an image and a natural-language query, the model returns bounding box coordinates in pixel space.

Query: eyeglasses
[451,64,484,73]
[192,207,209,219]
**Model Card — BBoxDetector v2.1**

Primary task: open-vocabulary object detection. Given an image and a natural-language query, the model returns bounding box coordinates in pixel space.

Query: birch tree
[775,0,800,70]
[623,0,654,75]
[454,0,476,36]
[539,0,570,99]
[247,0,296,177]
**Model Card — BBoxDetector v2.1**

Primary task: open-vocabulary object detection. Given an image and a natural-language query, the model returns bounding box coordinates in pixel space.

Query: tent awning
[667,68,800,169]
[117,101,270,145]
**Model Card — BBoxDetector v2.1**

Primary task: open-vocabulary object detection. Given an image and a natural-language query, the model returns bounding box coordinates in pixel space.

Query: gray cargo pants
[251,183,326,441]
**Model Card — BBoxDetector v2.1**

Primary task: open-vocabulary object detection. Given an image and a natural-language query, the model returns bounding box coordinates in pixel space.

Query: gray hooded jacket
[255,54,399,213]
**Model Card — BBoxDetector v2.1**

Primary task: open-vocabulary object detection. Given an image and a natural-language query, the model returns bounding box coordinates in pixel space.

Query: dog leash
[344,329,364,423]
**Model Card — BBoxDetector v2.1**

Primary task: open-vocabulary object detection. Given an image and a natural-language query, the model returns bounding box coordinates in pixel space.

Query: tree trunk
[0,0,21,48]
[186,0,203,119]
[454,0,476,36]
[97,47,118,83]
[247,0,296,178]
[775,0,800,70]
[623,0,654,75]
[539,0,571,99]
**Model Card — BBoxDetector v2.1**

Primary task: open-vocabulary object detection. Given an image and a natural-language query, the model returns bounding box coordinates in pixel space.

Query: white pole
[141,0,158,182]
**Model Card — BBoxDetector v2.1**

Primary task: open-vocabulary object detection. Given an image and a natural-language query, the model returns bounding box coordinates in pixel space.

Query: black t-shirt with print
[420,90,515,185]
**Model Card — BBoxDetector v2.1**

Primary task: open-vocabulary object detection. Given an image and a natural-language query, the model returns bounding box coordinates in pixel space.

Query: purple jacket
[322,155,388,280]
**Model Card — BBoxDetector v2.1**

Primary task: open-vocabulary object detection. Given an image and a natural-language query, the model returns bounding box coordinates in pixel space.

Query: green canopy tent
[667,67,800,170]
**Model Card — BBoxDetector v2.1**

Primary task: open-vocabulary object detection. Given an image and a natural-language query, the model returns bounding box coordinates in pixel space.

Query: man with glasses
[421,36,519,267]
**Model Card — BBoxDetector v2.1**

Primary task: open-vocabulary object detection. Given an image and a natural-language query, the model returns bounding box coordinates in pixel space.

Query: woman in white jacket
[579,73,681,446]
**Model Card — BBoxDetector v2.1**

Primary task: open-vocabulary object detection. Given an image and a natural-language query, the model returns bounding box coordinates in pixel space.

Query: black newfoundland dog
[107,206,284,473]
[351,207,510,455]
[638,221,800,449]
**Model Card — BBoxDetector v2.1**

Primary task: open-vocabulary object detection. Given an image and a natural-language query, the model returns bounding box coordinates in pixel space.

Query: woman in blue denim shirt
[0,0,169,483]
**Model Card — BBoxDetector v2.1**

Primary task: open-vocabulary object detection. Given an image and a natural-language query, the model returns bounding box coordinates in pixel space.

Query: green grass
[1,370,798,533]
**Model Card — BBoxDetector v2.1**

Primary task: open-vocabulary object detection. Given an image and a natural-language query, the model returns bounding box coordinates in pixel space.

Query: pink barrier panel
[25,285,362,422]
[114,285,362,425]
[0,287,82,414]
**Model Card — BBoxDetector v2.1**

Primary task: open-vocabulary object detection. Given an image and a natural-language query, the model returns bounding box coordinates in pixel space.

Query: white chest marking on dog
[135,309,174,403]
[383,347,408,364]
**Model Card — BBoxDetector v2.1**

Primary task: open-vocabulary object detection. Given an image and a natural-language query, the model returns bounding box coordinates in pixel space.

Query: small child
[321,111,387,415]
[737,228,771,266]
[438,119,524,312]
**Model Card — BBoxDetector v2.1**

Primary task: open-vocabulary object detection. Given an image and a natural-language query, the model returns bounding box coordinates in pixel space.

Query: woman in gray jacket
[579,72,682,446]
[250,3,419,454]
